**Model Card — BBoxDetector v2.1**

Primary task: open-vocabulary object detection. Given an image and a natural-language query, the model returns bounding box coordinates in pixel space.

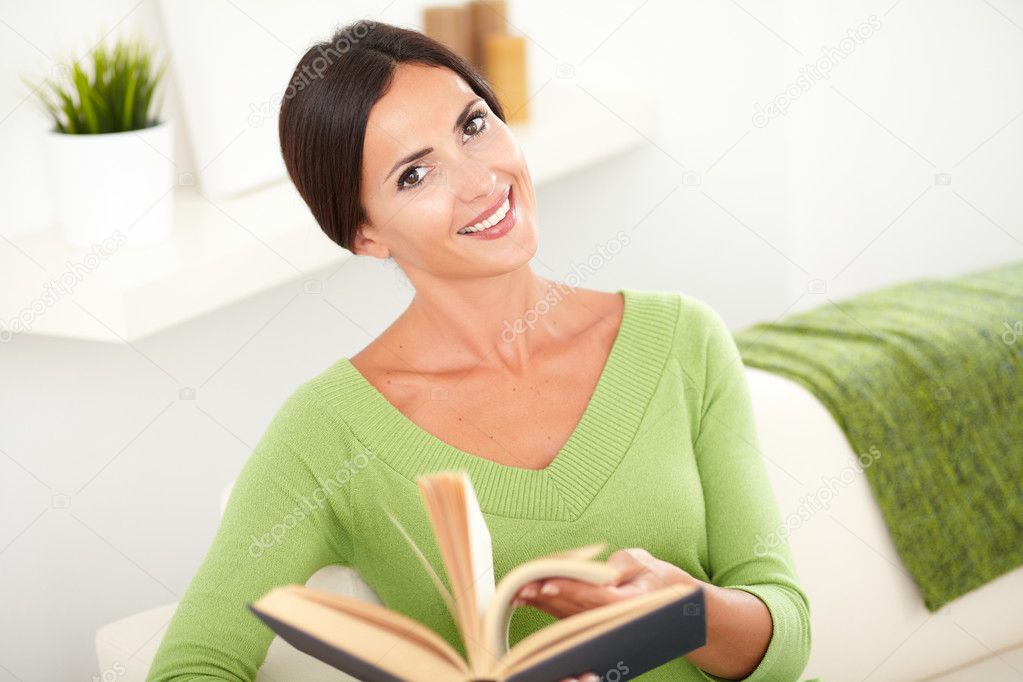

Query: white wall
[786,0,1023,308]
[0,0,1020,679]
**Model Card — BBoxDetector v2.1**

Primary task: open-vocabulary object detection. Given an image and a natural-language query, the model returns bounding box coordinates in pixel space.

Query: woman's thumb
[607,548,648,585]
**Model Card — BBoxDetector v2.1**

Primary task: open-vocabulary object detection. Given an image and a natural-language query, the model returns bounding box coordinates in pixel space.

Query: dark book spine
[505,586,707,682]
[247,604,408,682]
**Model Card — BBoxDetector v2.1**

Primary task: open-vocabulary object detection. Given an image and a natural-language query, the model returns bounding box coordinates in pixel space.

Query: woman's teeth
[457,194,510,234]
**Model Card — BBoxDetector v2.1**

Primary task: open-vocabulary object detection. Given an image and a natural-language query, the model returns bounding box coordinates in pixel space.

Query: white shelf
[1,85,656,342]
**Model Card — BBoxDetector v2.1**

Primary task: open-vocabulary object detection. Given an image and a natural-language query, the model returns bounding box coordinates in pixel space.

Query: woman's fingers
[558,674,600,682]
[512,583,530,606]
[517,547,654,606]
[512,579,545,605]
[514,576,621,618]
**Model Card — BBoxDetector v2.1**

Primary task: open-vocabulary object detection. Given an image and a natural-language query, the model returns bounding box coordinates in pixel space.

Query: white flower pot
[45,121,175,250]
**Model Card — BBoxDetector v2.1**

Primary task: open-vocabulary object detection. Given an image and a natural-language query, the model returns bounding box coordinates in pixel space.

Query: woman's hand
[512,547,700,620]
[516,548,702,682]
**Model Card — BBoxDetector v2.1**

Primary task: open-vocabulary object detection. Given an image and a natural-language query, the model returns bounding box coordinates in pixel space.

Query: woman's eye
[397,166,426,191]
[463,112,487,139]
[397,109,489,192]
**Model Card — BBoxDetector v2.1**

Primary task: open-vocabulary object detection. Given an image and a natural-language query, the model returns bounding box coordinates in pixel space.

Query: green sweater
[147,288,812,682]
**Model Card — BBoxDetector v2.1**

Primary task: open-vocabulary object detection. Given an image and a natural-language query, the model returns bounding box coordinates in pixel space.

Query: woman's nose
[449,154,495,203]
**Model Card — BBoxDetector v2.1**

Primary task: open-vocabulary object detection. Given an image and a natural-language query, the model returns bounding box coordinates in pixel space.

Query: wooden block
[469,0,508,70]
[423,5,474,64]
[483,33,528,123]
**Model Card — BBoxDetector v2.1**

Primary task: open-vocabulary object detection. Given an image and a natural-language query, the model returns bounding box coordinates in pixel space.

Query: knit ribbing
[312,288,679,520]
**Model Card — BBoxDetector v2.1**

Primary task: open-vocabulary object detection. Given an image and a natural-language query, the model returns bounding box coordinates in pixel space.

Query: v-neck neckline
[314,287,680,520]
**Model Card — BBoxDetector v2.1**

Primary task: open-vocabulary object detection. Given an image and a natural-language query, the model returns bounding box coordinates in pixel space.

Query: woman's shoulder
[633,289,739,374]
[624,288,731,339]
[256,368,361,459]
[674,291,732,336]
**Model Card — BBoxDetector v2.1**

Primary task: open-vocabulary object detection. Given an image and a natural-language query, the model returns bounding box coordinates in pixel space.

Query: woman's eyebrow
[382,97,485,185]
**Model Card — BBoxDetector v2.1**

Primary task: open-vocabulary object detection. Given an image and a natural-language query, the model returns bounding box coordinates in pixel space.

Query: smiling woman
[278,20,537,269]
[145,18,812,682]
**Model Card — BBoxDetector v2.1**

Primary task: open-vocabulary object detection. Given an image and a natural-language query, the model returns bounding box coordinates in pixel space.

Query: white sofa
[96,368,1023,681]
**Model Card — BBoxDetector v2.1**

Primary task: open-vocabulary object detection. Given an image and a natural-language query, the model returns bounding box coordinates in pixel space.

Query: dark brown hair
[278,20,506,253]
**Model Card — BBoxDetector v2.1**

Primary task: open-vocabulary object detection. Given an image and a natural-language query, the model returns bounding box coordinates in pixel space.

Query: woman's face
[355,63,538,278]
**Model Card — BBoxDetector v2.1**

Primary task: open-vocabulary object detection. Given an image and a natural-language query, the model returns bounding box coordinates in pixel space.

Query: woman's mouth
[457,186,517,240]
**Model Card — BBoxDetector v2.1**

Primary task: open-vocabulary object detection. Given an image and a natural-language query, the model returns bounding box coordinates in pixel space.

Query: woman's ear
[352,222,389,259]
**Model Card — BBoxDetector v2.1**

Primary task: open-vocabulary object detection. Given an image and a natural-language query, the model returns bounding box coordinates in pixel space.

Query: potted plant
[27,36,173,249]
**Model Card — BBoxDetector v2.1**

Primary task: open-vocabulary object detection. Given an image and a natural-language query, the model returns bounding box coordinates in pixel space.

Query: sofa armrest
[743,367,1023,682]
[95,564,383,682]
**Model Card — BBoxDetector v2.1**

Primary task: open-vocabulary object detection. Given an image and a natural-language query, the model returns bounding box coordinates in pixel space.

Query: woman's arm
[507,297,813,681]
[146,386,356,681]
[685,299,813,682]
[526,547,776,681]
[685,580,773,679]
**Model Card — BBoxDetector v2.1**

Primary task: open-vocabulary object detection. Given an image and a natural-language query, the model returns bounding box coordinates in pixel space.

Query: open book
[247,470,706,682]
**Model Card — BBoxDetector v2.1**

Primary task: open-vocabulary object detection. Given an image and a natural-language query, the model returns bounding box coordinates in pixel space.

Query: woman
[147,20,811,682]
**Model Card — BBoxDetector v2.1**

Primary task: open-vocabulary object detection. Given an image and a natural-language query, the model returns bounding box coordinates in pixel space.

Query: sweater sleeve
[146,385,357,681]
[687,299,812,682]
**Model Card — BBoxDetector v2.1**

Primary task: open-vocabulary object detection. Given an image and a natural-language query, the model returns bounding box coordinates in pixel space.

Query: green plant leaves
[25,35,167,134]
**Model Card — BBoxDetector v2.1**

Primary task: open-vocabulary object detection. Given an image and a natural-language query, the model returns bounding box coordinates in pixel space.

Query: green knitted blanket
[733,261,1023,611]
